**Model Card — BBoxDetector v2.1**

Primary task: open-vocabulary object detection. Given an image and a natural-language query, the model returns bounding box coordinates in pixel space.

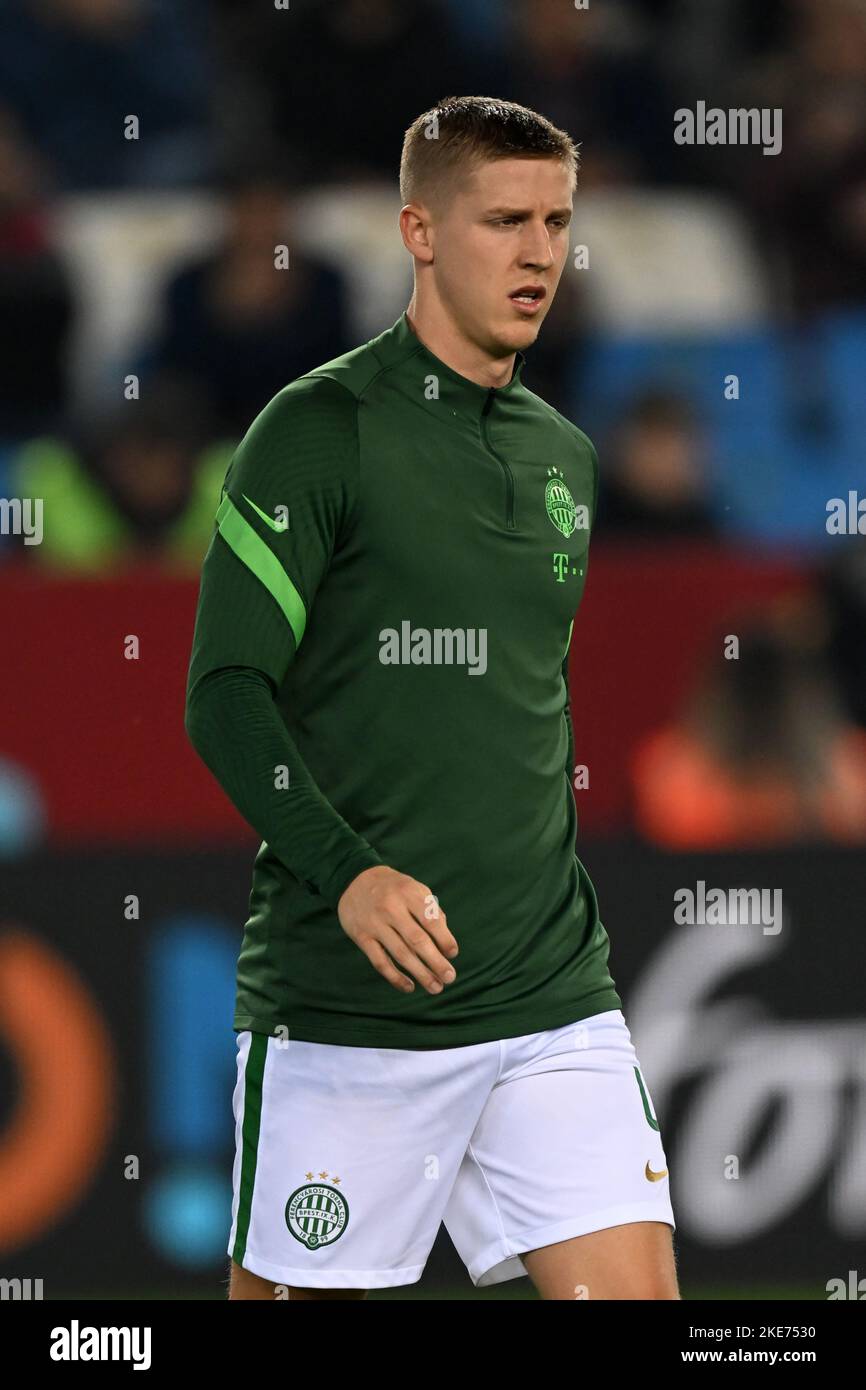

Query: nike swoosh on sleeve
[242,494,289,532]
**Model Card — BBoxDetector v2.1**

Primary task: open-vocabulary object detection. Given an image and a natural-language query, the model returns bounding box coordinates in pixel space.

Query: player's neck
[404,297,516,391]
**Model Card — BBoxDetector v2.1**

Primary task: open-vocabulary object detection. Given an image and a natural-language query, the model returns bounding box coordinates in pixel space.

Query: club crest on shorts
[545,468,578,537]
[285,1181,349,1249]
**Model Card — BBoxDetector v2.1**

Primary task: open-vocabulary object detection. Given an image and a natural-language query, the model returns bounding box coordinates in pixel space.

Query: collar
[391,310,526,418]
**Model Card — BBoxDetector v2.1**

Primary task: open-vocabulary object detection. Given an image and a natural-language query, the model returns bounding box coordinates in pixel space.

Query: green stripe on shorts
[232,1033,269,1266]
[634,1065,660,1132]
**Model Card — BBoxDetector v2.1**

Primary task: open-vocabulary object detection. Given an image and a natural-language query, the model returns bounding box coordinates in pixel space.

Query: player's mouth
[508,285,547,315]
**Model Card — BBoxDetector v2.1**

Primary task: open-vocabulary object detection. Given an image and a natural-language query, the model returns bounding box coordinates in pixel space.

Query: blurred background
[1,0,865,1300]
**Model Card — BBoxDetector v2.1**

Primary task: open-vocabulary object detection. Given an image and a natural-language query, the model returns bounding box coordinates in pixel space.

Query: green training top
[185,310,621,1048]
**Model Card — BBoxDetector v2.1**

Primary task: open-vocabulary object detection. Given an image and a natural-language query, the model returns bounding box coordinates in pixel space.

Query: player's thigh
[523,1220,679,1300]
[228,1259,367,1300]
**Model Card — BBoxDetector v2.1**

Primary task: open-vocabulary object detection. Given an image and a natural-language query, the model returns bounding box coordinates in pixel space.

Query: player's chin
[499,308,544,349]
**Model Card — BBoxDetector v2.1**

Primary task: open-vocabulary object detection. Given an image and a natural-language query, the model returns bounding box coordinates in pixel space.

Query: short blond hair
[400,94,579,213]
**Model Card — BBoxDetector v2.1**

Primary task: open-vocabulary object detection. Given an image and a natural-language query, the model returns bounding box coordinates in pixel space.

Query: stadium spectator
[736,0,866,314]
[213,0,479,187]
[595,390,717,538]
[138,172,354,437]
[0,104,74,441]
[0,0,214,190]
[8,373,230,571]
[506,0,674,187]
[632,599,866,846]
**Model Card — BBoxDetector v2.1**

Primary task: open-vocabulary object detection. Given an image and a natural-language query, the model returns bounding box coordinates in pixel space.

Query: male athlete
[185,95,678,1301]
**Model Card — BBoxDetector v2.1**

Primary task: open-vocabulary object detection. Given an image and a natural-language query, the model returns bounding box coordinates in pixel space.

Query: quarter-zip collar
[390,309,526,419]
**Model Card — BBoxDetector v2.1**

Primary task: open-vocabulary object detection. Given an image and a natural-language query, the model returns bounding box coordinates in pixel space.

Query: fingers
[363,938,417,994]
[406,886,458,960]
[364,892,458,994]
[378,921,457,994]
[379,885,458,988]
[340,868,460,995]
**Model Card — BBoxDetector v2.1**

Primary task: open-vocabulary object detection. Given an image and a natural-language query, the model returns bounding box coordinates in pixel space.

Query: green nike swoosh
[242,494,288,532]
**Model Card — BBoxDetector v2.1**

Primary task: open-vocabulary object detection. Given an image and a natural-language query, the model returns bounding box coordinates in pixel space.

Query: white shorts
[228,1008,675,1289]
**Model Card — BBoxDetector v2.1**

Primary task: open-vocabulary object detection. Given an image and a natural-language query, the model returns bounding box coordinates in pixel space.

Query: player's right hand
[336,865,458,995]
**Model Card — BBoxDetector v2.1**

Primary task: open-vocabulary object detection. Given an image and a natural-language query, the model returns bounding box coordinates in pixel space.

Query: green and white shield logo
[545,475,578,537]
[285,1183,349,1249]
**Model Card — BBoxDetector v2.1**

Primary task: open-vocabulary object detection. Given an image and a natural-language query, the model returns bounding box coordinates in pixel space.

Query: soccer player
[185,95,678,1301]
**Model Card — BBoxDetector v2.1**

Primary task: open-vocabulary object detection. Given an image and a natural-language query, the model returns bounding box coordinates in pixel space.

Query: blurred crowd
[632,560,866,848]
[1,0,865,561]
[1,0,865,847]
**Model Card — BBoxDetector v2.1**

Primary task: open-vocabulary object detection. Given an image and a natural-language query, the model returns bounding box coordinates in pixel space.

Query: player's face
[433,156,573,359]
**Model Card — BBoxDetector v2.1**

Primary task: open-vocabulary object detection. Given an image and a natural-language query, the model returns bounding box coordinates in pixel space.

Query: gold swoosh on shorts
[645,1161,668,1182]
